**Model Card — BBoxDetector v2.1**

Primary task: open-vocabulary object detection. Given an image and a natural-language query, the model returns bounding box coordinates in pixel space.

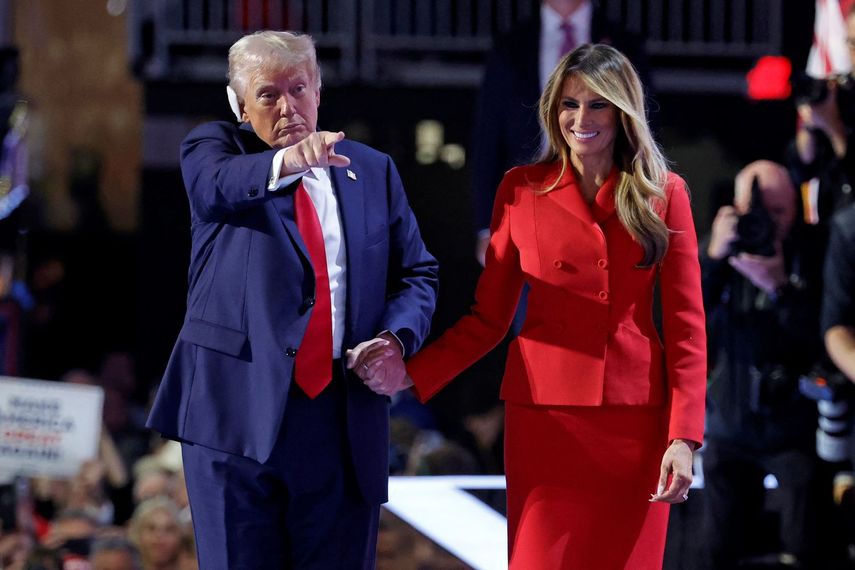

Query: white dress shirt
[269,150,347,358]
[266,148,406,358]
[539,1,593,90]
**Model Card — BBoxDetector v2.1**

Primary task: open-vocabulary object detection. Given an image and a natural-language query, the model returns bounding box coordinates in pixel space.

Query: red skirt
[505,402,672,569]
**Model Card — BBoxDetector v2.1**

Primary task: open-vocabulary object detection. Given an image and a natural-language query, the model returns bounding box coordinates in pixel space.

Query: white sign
[0,377,103,479]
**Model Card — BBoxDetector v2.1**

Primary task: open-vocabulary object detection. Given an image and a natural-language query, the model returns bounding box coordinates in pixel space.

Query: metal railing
[134,0,358,82]
[359,0,539,84]
[603,0,781,57]
[131,0,784,92]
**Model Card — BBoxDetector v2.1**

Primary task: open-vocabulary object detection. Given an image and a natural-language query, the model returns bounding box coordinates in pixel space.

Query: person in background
[174,533,197,570]
[354,43,706,568]
[127,498,181,570]
[823,202,855,384]
[702,160,821,567]
[41,509,97,567]
[789,4,855,220]
[89,537,141,570]
[472,0,648,265]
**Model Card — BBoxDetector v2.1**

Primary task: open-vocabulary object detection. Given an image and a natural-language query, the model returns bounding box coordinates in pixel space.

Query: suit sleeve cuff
[268,148,308,191]
[378,330,406,358]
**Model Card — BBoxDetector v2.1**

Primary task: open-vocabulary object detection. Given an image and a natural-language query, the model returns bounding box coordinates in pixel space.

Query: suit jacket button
[248,187,259,197]
[301,297,316,313]
[284,347,297,357]
[553,260,563,269]
[597,259,608,269]
[598,290,609,301]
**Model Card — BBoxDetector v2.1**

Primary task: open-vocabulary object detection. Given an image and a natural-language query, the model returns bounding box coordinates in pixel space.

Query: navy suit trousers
[182,365,380,569]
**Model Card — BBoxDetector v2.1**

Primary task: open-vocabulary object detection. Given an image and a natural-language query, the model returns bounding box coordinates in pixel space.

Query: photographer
[824,203,855,386]
[702,161,822,568]
[789,6,855,219]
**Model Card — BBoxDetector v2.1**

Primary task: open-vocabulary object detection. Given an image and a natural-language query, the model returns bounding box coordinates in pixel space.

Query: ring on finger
[682,493,689,500]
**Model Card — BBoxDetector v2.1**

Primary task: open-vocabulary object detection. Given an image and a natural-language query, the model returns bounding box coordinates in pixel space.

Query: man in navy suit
[146,30,438,569]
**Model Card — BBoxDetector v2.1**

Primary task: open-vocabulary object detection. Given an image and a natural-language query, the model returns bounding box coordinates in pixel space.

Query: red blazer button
[598,291,609,301]
[553,260,563,269]
[597,259,608,269]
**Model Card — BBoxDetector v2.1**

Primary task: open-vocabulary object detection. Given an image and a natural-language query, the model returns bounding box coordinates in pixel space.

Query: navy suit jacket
[472,4,649,230]
[147,121,439,503]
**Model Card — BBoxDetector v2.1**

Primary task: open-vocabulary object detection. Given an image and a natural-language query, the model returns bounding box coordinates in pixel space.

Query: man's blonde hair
[228,31,321,101]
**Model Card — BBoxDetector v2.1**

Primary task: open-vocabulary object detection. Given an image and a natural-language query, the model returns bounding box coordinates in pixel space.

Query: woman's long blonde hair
[538,43,670,267]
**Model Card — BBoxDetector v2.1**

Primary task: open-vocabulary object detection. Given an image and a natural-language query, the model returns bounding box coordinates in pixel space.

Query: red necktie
[294,181,333,398]
[560,22,576,57]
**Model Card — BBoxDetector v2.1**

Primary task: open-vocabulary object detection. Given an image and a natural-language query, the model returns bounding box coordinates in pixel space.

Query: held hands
[346,333,413,396]
[282,131,351,174]
[650,439,696,504]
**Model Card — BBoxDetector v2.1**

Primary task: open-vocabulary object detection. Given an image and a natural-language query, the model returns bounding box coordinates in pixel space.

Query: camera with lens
[799,363,853,462]
[793,72,855,105]
[793,72,855,124]
[731,176,777,257]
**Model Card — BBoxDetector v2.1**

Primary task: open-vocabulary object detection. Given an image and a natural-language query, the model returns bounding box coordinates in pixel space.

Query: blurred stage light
[746,56,792,100]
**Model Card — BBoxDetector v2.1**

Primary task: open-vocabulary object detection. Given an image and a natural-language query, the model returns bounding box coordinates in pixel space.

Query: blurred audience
[127,498,183,570]
[175,533,197,570]
[0,532,34,570]
[21,546,62,570]
[89,537,141,570]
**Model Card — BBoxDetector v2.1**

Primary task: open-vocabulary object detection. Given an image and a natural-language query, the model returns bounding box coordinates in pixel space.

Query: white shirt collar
[541,2,564,32]
[541,1,592,40]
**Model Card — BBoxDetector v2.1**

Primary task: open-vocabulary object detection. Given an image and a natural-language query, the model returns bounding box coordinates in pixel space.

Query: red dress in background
[407,162,707,568]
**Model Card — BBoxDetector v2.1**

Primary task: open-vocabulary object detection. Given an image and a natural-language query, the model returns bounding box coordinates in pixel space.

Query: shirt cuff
[477,228,490,240]
[378,330,406,358]
[268,148,308,191]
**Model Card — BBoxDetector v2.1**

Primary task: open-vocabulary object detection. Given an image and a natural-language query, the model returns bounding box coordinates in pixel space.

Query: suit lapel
[236,121,312,268]
[543,163,597,227]
[268,182,312,269]
[591,168,618,224]
[329,161,364,338]
[542,163,619,227]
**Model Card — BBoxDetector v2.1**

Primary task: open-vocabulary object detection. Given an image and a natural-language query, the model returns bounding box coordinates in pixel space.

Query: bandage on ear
[226,86,242,122]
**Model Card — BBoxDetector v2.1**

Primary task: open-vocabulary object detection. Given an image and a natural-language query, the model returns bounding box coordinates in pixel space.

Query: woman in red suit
[358,43,706,568]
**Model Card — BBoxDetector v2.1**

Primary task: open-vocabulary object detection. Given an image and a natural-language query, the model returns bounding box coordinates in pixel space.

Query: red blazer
[408,161,706,444]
